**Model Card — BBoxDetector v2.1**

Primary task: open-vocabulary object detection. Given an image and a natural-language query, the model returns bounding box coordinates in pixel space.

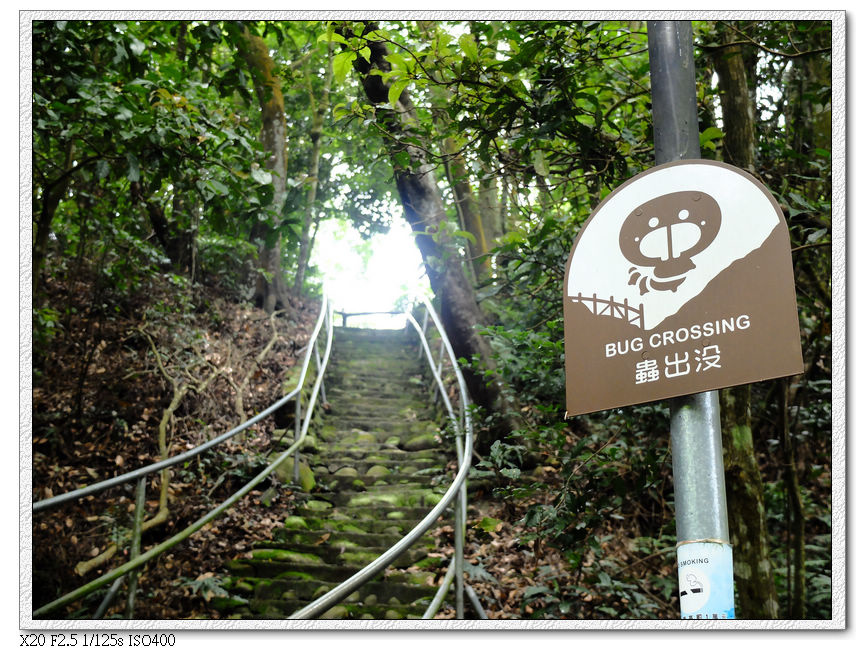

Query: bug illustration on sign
[563,160,803,416]
[620,190,721,295]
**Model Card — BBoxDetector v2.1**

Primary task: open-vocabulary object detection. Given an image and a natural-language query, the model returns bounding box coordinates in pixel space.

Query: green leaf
[250,166,272,185]
[332,102,349,120]
[806,228,828,243]
[129,37,145,57]
[500,467,521,480]
[532,149,549,177]
[454,229,477,246]
[476,516,504,533]
[206,179,229,196]
[393,150,411,169]
[317,31,348,45]
[332,51,357,84]
[699,126,725,147]
[125,153,140,182]
[388,79,410,108]
[458,33,478,62]
[384,52,407,71]
[788,191,813,209]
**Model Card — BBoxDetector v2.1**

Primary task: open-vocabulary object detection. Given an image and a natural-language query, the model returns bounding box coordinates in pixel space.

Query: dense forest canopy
[29,17,834,620]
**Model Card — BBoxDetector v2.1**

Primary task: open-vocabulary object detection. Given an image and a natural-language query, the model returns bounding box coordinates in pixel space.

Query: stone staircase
[214,326,455,620]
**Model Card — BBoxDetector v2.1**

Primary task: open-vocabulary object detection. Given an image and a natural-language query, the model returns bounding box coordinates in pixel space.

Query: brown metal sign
[564,160,803,416]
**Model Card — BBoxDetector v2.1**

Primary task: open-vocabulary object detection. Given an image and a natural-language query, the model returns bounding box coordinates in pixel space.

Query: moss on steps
[216,326,455,620]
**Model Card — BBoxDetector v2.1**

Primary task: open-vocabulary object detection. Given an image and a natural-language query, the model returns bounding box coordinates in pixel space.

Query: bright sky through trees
[310,218,430,329]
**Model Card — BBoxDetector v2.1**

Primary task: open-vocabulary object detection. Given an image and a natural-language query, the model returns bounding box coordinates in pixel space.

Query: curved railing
[32,292,480,620]
[288,295,477,620]
[31,291,335,619]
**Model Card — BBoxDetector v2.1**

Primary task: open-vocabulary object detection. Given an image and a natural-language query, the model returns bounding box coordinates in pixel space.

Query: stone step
[225,575,438,605]
[316,476,432,493]
[248,542,430,568]
[316,418,440,437]
[296,486,448,509]
[294,501,444,522]
[285,514,442,536]
[219,596,431,620]
[217,325,457,620]
[324,401,435,418]
[309,456,447,474]
[277,439,448,461]
[331,332,413,343]
[271,528,412,548]
[310,445,448,460]
[324,391,433,411]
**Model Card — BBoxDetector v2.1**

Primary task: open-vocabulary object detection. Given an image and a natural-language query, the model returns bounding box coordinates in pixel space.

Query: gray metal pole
[647,20,735,620]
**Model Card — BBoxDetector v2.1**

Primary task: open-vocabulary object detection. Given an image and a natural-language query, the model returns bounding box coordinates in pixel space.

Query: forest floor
[29,270,579,620]
[31,269,324,619]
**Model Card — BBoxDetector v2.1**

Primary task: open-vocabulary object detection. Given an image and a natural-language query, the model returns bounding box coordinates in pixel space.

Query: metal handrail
[32,293,331,513]
[32,292,479,620]
[289,296,475,620]
[32,294,334,618]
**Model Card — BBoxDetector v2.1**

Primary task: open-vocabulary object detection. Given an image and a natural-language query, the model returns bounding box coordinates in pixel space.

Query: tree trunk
[294,43,333,295]
[712,27,756,172]
[711,23,780,619]
[719,387,780,618]
[237,25,291,313]
[350,26,515,446]
[33,141,76,301]
[443,139,488,284]
[478,168,504,256]
[779,377,806,617]
[130,181,193,272]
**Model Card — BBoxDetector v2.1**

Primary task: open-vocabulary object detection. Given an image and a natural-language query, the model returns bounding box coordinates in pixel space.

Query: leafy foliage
[30,18,833,621]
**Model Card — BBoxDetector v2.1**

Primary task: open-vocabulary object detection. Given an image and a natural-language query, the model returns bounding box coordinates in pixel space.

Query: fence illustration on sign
[569,292,645,330]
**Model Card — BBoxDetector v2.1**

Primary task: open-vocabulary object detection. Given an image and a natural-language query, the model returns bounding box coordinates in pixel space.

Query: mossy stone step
[229,559,380,583]
[327,381,426,396]
[318,476,430,492]
[309,466,441,484]
[324,405,437,421]
[312,424,439,443]
[327,368,420,383]
[320,416,440,435]
[285,514,437,536]
[248,542,429,568]
[238,597,431,620]
[325,387,428,403]
[308,487,447,509]
[218,325,456,620]
[271,528,413,548]
[295,503,444,523]
[309,450,448,467]
[310,459,446,477]
[325,390,429,406]
[309,451,447,468]
[225,575,438,604]
[330,342,415,353]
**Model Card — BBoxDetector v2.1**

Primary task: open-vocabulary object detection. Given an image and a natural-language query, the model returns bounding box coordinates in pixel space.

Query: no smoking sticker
[676,542,735,620]
[678,565,710,614]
